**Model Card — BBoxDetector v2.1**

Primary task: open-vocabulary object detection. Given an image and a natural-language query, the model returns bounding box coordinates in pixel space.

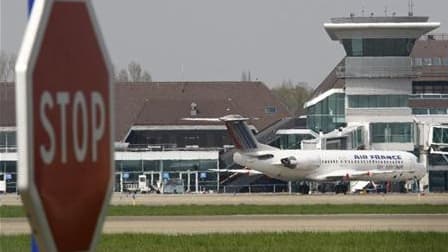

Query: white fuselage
[233,149,425,182]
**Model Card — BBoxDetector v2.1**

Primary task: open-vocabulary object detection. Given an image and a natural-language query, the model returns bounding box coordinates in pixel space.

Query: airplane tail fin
[182,114,274,151]
[220,115,258,150]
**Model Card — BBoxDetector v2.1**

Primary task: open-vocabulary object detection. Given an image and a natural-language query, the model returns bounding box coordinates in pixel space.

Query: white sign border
[15,0,115,251]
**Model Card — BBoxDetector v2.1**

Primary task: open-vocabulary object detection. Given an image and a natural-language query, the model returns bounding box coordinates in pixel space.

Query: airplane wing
[317,170,371,181]
[209,169,263,175]
[317,169,418,181]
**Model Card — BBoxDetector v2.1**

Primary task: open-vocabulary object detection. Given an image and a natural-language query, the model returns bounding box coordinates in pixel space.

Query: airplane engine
[281,156,298,169]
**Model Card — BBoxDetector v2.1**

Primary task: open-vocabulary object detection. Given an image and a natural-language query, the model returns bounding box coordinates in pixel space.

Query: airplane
[184,115,426,194]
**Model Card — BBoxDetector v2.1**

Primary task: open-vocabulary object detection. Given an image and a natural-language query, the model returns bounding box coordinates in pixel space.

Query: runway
[2,214,448,235]
[1,193,448,206]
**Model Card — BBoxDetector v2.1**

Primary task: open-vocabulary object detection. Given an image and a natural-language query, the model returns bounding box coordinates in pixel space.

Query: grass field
[1,204,448,218]
[1,232,446,252]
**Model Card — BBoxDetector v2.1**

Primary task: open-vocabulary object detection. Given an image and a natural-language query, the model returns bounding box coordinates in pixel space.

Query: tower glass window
[342,38,416,57]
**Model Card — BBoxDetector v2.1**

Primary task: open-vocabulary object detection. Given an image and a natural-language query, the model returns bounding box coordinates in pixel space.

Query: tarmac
[2,214,448,235]
[1,192,448,206]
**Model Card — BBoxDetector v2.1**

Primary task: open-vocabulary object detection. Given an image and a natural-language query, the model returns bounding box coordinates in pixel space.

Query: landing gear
[298,182,310,194]
[335,183,349,194]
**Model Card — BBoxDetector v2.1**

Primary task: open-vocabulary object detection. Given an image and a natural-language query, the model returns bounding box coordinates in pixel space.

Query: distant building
[304,16,448,192]
[0,81,289,193]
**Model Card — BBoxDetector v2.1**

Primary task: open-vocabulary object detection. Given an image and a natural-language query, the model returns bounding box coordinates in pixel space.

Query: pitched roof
[412,38,448,81]
[0,81,289,141]
[115,82,289,140]
[308,60,345,100]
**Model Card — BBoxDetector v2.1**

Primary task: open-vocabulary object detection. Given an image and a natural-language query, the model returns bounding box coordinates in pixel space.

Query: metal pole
[187,170,191,192]
[195,171,199,193]
[28,1,39,251]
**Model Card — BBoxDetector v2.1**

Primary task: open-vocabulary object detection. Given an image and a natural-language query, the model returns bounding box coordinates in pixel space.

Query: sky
[1,0,447,88]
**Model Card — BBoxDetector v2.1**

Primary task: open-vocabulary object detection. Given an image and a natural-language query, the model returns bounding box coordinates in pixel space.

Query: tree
[271,80,312,116]
[141,70,152,82]
[115,61,152,82]
[0,51,16,82]
[128,61,142,82]
[117,69,129,82]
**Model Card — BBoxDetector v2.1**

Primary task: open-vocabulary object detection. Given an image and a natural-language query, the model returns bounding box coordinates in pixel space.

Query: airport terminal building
[303,16,448,191]
[0,81,289,193]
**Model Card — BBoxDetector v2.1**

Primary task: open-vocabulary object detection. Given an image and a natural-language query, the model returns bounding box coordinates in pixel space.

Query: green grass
[1,204,448,218]
[1,232,447,252]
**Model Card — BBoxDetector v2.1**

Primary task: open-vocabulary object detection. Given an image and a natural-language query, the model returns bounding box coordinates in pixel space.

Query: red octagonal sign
[15,0,114,251]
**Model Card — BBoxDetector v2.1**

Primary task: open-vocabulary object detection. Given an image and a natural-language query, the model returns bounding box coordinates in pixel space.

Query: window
[412,108,429,115]
[433,57,442,66]
[371,123,413,143]
[265,106,277,114]
[423,58,432,66]
[433,127,448,144]
[342,38,416,57]
[352,39,363,56]
[429,109,447,115]
[307,93,345,133]
[412,81,448,94]
[413,58,423,66]
[443,58,448,66]
[348,95,408,108]
[0,131,16,152]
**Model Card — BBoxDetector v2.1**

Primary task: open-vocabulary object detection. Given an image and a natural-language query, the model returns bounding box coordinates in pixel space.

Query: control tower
[318,16,440,151]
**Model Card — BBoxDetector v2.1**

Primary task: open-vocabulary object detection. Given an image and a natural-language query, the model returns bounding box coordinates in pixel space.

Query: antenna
[181,64,184,81]
[408,0,414,16]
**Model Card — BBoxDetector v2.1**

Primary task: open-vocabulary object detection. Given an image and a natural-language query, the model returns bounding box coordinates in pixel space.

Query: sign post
[15,0,114,251]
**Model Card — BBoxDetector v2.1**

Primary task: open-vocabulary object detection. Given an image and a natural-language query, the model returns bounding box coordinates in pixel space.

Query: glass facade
[351,128,364,149]
[126,130,231,148]
[432,127,448,145]
[413,108,447,115]
[348,95,408,108]
[0,131,16,152]
[342,38,416,57]
[307,93,345,133]
[412,81,448,94]
[370,123,414,143]
[115,158,218,192]
[0,161,17,193]
[272,134,316,150]
[429,171,448,192]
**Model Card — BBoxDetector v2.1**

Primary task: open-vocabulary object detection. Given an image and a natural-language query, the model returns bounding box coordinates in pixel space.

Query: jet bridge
[415,123,448,192]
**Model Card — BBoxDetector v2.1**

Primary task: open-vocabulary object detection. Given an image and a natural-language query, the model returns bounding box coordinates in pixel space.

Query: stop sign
[15,0,114,251]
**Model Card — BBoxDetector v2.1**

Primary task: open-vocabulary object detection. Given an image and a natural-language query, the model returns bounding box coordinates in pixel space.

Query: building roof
[116,82,289,140]
[0,82,15,128]
[0,81,289,141]
[308,59,345,100]
[412,35,448,57]
[324,16,439,40]
[330,16,429,24]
